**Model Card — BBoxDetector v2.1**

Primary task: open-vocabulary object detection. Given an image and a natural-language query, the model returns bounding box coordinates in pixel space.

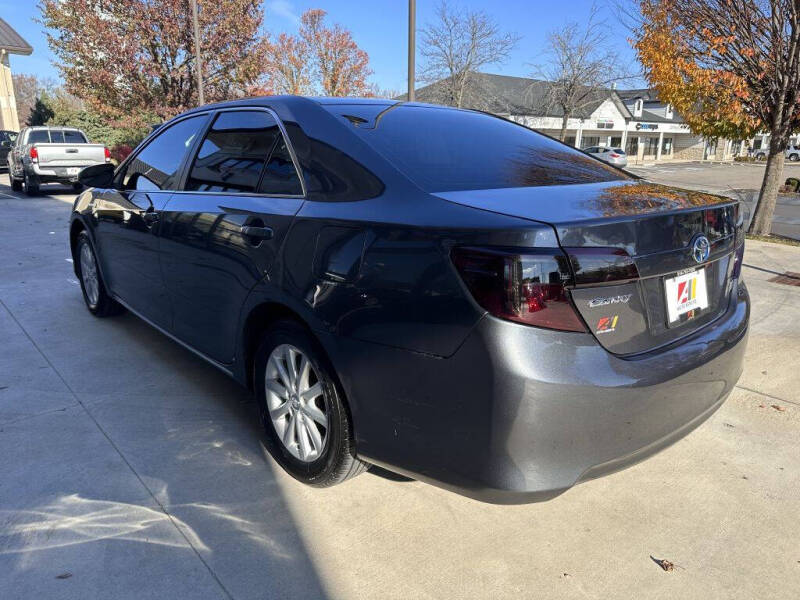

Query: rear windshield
[328,105,630,192]
[27,130,87,144]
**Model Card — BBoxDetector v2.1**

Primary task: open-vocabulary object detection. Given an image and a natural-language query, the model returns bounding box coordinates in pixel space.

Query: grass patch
[746,234,800,247]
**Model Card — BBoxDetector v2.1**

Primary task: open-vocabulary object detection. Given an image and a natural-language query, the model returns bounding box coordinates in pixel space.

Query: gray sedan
[585,146,628,168]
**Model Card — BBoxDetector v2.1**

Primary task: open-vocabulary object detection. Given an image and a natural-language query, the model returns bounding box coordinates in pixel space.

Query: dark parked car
[70,97,749,503]
[0,130,17,170]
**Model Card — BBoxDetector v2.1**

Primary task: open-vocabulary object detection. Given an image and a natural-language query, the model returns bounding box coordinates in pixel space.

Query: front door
[158,109,306,363]
[92,113,209,329]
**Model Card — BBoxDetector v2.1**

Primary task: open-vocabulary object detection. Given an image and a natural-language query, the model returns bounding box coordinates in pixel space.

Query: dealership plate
[664,268,708,323]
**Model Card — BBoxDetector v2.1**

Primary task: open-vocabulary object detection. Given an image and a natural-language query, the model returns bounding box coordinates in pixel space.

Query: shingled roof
[405,72,632,120]
[0,18,33,55]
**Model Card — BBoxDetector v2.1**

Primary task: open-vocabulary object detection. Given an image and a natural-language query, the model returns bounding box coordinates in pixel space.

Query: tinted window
[260,138,302,195]
[28,130,50,144]
[187,110,300,194]
[63,130,87,143]
[334,106,629,192]
[122,114,207,191]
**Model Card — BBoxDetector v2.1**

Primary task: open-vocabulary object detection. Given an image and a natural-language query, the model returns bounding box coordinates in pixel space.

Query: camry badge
[691,235,711,264]
[588,294,632,308]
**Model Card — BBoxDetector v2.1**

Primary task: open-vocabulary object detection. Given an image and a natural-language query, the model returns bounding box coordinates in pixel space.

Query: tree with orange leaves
[262,9,372,97]
[631,0,800,236]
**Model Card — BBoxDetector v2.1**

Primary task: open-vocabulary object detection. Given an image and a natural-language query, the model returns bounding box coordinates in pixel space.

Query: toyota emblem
[691,235,711,264]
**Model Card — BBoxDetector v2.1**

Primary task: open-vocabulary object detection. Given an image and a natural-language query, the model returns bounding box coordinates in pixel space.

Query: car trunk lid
[437,180,742,355]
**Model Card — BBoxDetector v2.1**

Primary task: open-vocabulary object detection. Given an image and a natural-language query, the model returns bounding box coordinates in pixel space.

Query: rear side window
[333,105,629,192]
[121,114,207,191]
[28,130,50,144]
[186,110,302,195]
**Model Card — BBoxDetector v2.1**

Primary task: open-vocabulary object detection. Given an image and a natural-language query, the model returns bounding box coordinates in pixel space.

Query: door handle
[240,225,273,240]
[142,211,159,226]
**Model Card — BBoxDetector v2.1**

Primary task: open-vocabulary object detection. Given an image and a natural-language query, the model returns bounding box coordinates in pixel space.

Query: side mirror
[78,163,115,188]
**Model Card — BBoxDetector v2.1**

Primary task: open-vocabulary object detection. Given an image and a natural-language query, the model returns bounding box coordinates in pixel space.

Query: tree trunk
[558,113,569,142]
[749,134,786,236]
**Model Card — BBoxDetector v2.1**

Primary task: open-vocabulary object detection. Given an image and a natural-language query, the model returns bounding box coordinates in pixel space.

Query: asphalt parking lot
[628,161,800,240]
[1,173,799,599]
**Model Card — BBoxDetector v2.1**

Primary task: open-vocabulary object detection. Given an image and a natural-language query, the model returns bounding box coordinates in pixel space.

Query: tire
[790,154,799,162]
[254,320,368,487]
[757,153,766,161]
[75,231,124,317]
[11,176,22,192]
[23,172,39,196]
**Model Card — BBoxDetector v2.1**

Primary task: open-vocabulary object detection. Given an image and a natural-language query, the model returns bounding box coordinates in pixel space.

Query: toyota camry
[70,97,749,503]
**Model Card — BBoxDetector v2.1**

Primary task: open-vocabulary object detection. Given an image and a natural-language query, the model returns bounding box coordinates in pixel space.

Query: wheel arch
[239,299,360,441]
[240,301,322,391]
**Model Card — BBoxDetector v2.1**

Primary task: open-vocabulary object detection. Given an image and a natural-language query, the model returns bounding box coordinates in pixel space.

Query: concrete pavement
[1,175,799,599]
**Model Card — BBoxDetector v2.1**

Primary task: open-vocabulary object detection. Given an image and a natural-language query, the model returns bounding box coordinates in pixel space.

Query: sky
[1,0,645,92]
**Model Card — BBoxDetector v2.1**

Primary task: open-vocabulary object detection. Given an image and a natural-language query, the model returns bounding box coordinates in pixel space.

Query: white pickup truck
[7,126,110,195]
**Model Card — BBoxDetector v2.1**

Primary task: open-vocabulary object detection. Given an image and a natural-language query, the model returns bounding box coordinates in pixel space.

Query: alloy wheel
[265,344,329,462]
[79,242,100,307]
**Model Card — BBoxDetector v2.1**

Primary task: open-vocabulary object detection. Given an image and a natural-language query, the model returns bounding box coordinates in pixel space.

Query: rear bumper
[325,279,749,504]
[32,164,95,183]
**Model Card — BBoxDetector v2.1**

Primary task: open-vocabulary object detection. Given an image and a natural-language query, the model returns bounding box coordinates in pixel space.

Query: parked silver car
[584,146,628,168]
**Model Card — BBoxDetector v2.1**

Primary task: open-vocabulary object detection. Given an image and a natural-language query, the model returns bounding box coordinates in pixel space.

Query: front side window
[121,114,207,191]
[186,110,302,195]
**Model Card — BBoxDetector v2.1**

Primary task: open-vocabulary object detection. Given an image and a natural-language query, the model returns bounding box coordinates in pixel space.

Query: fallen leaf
[55,572,72,580]
[650,556,675,572]
[771,404,786,412]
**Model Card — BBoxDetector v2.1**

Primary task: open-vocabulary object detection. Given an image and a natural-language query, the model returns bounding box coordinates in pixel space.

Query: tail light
[563,247,639,285]
[104,147,111,162]
[609,153,620,158]
[451,247,587,332]
[29,146,38,163]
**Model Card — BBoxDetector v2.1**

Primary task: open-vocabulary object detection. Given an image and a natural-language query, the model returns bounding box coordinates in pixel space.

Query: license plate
[67,167,80,175]
[664,268,709,323]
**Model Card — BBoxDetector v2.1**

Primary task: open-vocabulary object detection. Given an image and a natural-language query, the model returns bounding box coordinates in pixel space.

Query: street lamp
[191,0,205,105]
[408,0,415,102]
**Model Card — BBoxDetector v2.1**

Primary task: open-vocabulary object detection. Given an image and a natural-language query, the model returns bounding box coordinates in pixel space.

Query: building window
[665,104,674,119]
[753,138,762,150]
[662,137,673,154]
[564,136,576,147]
[610,136,622,147]
[643,136,659,156]
[634,99,643,117]
[596,120,614,129]
[626,137,639,156]
[582,136,600,148]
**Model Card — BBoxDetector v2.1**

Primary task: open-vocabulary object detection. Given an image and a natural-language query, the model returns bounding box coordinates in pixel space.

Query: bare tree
[419,1,519,108]
[535,5,634,141]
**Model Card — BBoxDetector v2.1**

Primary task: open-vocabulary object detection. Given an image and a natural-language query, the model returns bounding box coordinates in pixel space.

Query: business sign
[636,123,659,131]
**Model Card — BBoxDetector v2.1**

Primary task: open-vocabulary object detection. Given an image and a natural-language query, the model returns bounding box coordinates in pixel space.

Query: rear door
[159,108,305,363]
[92,113,210,329]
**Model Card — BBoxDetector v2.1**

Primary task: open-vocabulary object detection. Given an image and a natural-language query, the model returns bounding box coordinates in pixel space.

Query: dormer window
[665,104,674,119]
[634,99,643,117]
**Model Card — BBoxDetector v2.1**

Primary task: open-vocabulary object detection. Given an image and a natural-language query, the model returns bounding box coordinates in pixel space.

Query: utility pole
[408,0,415,101]
[191,0,205,105]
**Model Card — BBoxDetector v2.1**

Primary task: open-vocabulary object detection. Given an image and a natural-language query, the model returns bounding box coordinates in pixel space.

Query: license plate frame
[664,267,709,324]
[67,167,81,176]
